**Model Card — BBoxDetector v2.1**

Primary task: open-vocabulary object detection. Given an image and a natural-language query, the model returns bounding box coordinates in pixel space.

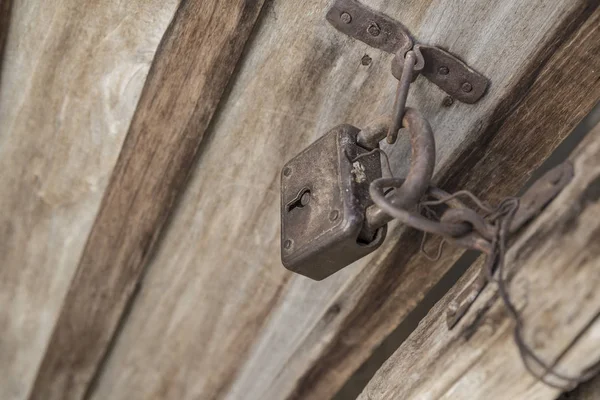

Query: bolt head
[283,166,292,177]
[340,12,352,24]
[438,66,449,75]
[367,23,381,37]
[283,239,292,250]
[461,82,473,93]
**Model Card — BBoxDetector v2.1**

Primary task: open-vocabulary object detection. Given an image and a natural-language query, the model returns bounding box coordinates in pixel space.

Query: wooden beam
[26,2,265,400]
[559,374,600,400]
[0,0,13,83]
[0,1,178,399]
[87,1,600,400]
[358,121,600,399]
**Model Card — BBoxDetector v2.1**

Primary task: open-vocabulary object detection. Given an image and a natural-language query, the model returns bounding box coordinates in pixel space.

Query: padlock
[279,0,489,281]
[280,107,435,280]
[280,44,435,281]
[280,124,387,280]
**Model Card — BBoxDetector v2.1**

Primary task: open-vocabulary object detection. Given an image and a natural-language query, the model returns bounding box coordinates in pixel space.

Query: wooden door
[1,1,599,399]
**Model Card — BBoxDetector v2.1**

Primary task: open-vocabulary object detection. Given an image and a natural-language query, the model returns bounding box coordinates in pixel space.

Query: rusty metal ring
[369,178,469,238]
[359,108,435,241]
[394,107,436,209]
[441,207,495,241]
[391,44,425,82]
[370,180,493,255]
[361,107,435,236]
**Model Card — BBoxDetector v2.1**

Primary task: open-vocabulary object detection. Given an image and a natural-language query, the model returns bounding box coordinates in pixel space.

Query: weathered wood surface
[359,121,600,399]
[88,1,600,400]
[560,374,600,400]
[0,1,178,399]
[0,0,13,83]
[25,2,266,400]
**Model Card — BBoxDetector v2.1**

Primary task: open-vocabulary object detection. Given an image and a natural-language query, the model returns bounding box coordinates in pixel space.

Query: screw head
[329,210,339,222]
[367,23,381,37]
[442,96,454,107]
[461,82,473,93]
[340,12,352,24]
[283,166,292,177]
[438,66,449,75]
[283,239,292,250]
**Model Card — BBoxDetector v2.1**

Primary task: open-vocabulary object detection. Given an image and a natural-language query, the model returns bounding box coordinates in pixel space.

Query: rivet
[442,96,454,107]
[300,191,311,206]
[367,23,381,37]
[283,239,292,250]
[340,12,352,24]
[283,167,292,177]
[329,210,339,222]
[461,82,473,93]
[438,66,449,75]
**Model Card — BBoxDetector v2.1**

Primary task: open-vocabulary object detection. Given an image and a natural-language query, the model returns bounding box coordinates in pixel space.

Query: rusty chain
[355,49,600,391]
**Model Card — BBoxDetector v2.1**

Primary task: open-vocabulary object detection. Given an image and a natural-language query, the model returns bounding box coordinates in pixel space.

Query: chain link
[363,50,600,391]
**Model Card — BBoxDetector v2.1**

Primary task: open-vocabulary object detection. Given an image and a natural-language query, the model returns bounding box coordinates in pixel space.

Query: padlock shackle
[359,107,435,241]
[356,116,388,149]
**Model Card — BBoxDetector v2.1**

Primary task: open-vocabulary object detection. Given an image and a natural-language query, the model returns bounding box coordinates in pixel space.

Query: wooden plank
[0,0,13,83]
[25,2,266,400]
[0,1,178,399]
[559,374,600,400]
[88,1,600,400]
[358,121,600,400]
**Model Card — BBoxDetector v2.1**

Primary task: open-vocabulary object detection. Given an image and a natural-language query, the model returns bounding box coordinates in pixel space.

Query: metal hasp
[326,0,413,55]
[280,1,489,281]
[280,125,386,280]
[326,0,489,103]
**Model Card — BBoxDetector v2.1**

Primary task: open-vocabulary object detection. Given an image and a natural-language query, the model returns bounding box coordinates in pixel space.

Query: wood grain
[0,1,178,399]
[0,0,13,85]
[358,121,600,400]
[23,2,266,400]
[88,1,600,400]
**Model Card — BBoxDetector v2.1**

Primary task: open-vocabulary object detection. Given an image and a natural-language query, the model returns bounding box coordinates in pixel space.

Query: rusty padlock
[280,104,435,280]
[280,124,387,280]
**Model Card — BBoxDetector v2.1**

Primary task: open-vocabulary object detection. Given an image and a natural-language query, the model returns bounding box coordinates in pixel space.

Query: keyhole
[287,188,311,212]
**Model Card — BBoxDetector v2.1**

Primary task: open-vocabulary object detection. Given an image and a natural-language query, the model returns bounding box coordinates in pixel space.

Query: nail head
[329,210,339,222]
[442,96,454,107]
[367,23,381,37]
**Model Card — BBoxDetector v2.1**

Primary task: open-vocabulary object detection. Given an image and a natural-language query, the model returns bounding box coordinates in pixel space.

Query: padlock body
[281,124,386,280]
